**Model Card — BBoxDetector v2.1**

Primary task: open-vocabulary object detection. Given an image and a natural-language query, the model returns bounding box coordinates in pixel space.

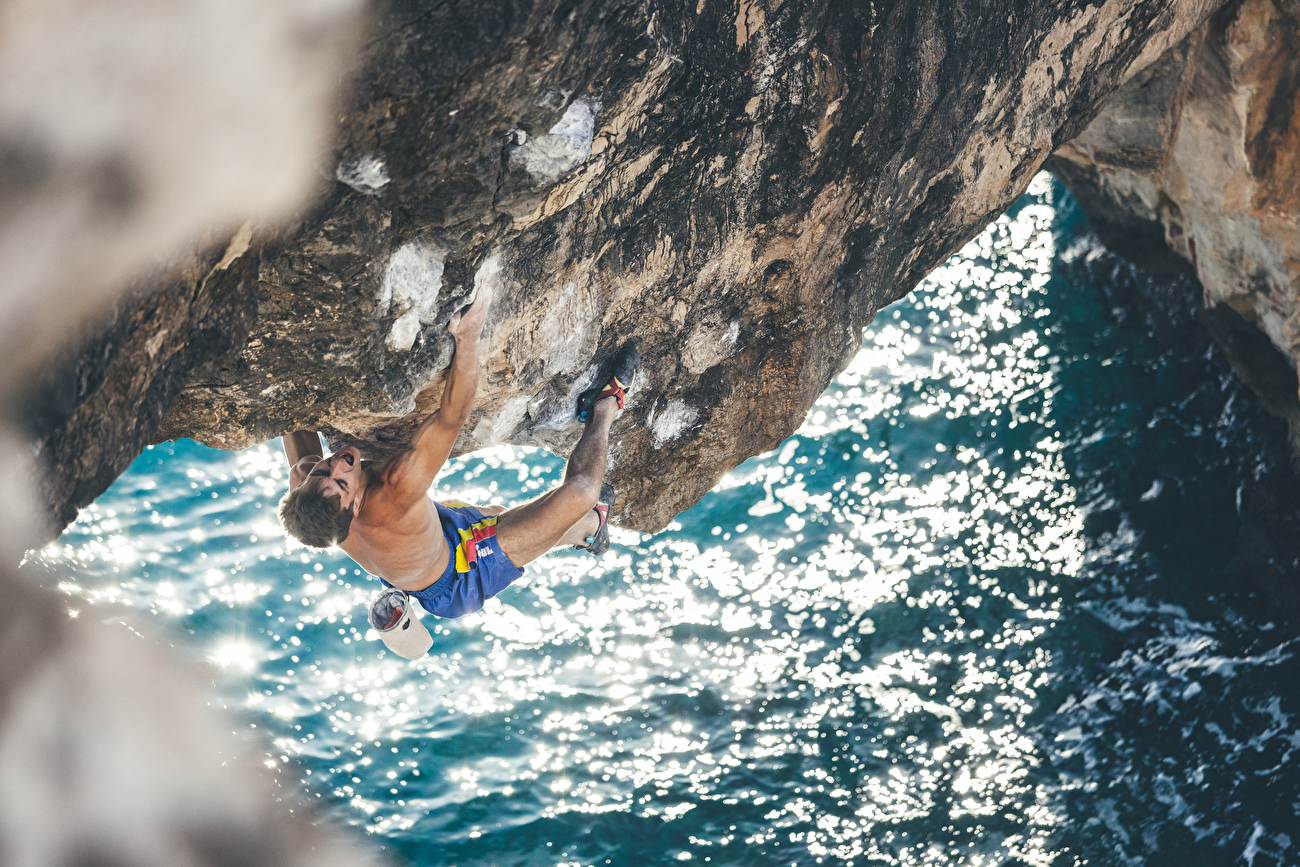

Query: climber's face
[305,447,362,510]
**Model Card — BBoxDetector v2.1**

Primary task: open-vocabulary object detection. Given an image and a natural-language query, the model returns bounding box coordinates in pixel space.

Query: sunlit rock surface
[124,0,1222,535]
[1052,0,1300,436]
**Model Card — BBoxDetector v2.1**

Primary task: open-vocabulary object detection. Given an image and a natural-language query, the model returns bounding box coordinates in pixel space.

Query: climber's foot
[577,343,641,424]
[574,483,616,556]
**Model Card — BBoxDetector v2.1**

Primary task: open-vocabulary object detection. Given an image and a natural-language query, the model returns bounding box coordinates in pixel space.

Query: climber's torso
[339,464,450,591]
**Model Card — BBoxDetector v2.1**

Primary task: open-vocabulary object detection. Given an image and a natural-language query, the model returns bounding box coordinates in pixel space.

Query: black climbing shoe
[577,343,640,423]
[576,483,616,556]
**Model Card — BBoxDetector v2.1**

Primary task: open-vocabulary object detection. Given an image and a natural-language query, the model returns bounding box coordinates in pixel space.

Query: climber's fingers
[448,284,494,338]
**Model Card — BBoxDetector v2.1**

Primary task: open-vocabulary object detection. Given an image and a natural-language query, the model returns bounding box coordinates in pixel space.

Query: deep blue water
[26,176,1300,866]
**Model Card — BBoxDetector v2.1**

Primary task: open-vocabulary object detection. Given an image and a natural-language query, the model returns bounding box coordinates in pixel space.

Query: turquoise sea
[26,176,1300,866]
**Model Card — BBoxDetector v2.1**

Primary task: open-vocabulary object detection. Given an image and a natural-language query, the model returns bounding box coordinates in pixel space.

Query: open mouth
[336,452,355,468]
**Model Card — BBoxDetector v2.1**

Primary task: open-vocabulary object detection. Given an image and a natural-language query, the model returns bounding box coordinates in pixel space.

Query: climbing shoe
[577,342,640,423]
[576,483,616,556]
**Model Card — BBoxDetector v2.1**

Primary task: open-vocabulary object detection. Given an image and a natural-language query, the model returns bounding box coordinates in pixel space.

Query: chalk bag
[367,587,433,660]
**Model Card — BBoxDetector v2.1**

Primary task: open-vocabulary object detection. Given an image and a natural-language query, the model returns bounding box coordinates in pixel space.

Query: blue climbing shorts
[380,500,525,618]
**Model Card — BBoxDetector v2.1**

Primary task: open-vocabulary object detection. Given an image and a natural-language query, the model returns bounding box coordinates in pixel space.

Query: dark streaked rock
[27,233,261,537]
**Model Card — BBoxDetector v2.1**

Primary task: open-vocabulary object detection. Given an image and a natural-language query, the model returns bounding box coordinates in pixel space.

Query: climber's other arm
[282,431,325,490]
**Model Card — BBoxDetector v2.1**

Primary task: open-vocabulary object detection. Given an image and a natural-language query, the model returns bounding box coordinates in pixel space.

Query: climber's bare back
[334,453,456,589]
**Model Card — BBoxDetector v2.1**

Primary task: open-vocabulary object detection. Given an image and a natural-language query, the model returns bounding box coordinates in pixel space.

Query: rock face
[1051,0,1300,437]
[129,0,1222,534]
[5,0,365,542]
[0,0,361,406]
[28,233,261,535]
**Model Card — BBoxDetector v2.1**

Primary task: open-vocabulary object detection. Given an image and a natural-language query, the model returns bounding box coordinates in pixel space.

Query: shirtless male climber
[276,284,639,622]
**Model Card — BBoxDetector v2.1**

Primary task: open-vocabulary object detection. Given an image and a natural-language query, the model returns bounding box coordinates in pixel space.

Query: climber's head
[278,448,363,548]
[279,484,352,548]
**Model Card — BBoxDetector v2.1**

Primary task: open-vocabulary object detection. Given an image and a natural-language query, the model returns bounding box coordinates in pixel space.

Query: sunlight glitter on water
[28,175,1300,866]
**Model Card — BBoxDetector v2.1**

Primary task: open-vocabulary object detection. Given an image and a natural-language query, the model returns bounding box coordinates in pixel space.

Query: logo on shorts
[476,545,493,558]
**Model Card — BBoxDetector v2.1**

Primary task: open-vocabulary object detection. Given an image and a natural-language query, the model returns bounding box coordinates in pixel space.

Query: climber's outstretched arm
[382,285,495,509]
[282,431,324,490]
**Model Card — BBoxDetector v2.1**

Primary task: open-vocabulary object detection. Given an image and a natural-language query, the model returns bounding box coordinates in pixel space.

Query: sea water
[27,176,1300,866]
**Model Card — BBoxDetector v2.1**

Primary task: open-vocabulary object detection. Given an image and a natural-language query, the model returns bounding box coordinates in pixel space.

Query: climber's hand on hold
[395,284,492,506]
[447,284,494,342]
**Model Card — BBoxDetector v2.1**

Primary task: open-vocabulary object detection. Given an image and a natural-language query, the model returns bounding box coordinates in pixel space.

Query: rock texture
[0,0,362,405]
[134,0,1222,534]
[2,0,366,543]
[1051,0,1300,436]
[28,230,261,535]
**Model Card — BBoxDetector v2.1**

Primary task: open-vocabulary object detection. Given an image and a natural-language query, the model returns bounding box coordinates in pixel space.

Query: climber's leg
[495,396,617,566]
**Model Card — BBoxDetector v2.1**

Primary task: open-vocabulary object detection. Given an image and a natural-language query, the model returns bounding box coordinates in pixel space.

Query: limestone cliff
[33,0,1223,538]
[1051,0,1300,436]
[5,4,1297,859]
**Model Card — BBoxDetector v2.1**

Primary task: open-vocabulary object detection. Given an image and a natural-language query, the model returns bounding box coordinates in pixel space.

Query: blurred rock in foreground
[0,0,375,864]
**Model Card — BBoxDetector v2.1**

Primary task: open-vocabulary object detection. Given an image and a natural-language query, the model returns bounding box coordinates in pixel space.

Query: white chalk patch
[470,395,531,447]
[651,399,698,448]
[473,253,503,298]
[509,96,602,184]
[387,315,422,353]
[683,318,741,373]
[537,280,600,376]
[721,319,740,349]
[335,154,390,195]
[379,242,445,352]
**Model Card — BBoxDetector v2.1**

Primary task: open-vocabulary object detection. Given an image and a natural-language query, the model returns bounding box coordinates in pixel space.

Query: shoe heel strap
[579,503,611,548]
[597,382,626,409]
